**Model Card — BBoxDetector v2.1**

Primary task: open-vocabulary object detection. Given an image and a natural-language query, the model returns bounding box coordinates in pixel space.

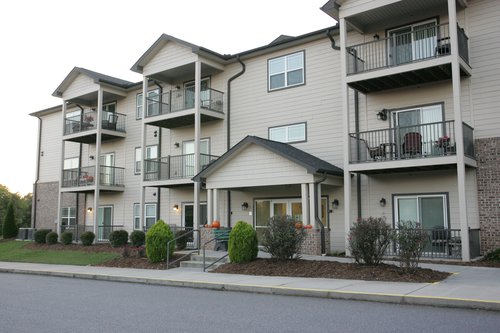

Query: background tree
[0,185,32,236]
[2,202,18,238]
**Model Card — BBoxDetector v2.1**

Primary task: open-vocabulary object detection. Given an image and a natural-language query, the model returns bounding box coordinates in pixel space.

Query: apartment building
[31,0,500,260]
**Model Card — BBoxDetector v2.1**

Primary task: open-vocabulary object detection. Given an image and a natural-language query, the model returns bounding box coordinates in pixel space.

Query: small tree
[228,221,259,263]
[348,216,392,265]
[395,221,428,273]
[262,215,305,260]
[2,202,18,239]
[146,220,174,263]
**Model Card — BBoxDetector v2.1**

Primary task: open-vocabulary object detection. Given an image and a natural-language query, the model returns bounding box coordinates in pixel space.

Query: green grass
[0,240,120,266]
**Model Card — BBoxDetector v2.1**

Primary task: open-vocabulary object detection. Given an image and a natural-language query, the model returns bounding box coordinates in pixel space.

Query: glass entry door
[98,206,113,241]
[184,78,210,109]
[182,139,209,177]
[100,153,115,185]
[389,20,437,65]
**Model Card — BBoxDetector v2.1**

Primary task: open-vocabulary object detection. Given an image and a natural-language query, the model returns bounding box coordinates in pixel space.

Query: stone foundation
[475,137,500,254]
[200,227,216,251]
[300,228,331,256]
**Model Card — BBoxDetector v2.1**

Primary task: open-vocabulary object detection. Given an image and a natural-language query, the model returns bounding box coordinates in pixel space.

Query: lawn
[0,240,120,266]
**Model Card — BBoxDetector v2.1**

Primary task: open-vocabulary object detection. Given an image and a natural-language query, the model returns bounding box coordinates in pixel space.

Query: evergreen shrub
[228,221,258,263]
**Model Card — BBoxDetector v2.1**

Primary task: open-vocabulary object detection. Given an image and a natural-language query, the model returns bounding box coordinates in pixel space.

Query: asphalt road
[0,273,499,333]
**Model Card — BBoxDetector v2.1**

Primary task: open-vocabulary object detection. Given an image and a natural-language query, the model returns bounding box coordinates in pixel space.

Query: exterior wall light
[332,199,339,209]
[241,202,249,210]
[87,207,93,213]
[173,204,179,212]
[377,109,388,121]
[379,198,386,207]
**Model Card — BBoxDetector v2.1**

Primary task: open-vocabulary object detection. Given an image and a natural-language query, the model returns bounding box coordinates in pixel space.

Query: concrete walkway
[1,255,499,311]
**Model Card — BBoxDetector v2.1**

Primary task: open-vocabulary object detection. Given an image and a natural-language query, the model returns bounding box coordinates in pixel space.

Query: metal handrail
[166,229,200,269]
[203,235,230,272]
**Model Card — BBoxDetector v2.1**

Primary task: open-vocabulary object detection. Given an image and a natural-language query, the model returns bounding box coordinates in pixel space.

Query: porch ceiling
[354,162,459,175]
[148,62,223,85]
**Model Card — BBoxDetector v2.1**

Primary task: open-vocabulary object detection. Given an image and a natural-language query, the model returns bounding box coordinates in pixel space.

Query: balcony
[349,120,475,173]
[144,88,224,129]
[61,165,125,192]
[63,110,126,143]
[143,153,218,186]
[346,23,471,93]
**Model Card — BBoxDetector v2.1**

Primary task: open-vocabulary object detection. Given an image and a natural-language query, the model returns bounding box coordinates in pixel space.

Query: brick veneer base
[475,137,500,254]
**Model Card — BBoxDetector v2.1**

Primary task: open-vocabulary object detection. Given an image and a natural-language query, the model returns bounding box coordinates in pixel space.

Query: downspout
[314,173,328,255]
[327,28,362,218]
[32,115,43,229]
[226,56,246,228]
[153,81,163,219]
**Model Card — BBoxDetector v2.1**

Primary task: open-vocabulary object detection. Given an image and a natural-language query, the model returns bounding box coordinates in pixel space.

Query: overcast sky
[0,0,335,195]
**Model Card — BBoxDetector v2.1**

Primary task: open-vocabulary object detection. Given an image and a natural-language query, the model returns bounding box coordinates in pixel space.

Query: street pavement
[0,253,499,311]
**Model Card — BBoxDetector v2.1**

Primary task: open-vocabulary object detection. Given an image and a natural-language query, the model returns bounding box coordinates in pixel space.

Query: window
[102,102,116,113]
[136,89,160,119]
[135,145,158,174]
[268,51,304,90]
[63,157,79,185]
[61,207,76,227]
[394,194,448,230]
[269,123,306,143]
[134,203,157,230]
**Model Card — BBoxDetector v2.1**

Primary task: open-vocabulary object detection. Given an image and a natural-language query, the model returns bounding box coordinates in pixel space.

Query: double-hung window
[61,207,76,228]
[135,145,158,175]
[136,89,160,119]
[134,203,157,230]
[269,123,306,143]
[268,51,305,91]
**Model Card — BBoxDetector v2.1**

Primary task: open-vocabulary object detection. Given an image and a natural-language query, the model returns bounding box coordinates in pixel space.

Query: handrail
[166,229,200,269]
[203,236,230,272]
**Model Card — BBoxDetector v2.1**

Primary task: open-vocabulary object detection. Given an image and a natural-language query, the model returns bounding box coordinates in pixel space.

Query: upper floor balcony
[63,109,126,144]
[142,153,218,187]
[346,23,471,93]
[144,87,224,129]
[61,165,125,192]
[348,120,475,173]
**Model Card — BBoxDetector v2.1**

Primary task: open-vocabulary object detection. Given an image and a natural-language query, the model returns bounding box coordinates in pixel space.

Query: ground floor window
[393,193,448,229]
[133,203,157,230]
[61,207,76,228]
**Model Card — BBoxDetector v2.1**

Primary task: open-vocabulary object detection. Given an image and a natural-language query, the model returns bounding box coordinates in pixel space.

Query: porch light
[87,207,93,213]
[174,142,180,148]
[373,34,380,40]
[89,155,94,160]
[377,109,388,121]
[241,202,249,211]
[379,198,386,207]
[173,204,179,212]
[332,199,339,209]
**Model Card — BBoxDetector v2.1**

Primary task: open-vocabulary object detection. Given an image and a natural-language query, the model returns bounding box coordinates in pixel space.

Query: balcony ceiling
[66,90,124,106]
[148,62,223,84]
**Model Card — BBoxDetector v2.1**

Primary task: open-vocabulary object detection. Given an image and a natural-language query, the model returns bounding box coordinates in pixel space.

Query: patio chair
[361,139,385,160]
[402,132,422,156]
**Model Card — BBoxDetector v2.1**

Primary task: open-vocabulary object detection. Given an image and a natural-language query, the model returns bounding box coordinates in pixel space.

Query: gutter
[225,57,246,228]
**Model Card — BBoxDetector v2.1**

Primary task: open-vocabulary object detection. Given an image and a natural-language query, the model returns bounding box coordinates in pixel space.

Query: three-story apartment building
[31,0,500,260]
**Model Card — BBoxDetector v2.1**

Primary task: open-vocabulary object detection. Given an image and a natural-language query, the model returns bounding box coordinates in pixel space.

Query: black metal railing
[62,165,125,188]
[349,120,474,163]
[347,23,469,75]
[64,109,126,135]
[144,153,218,181]
[145,88,224,117]
[166,229,201,269]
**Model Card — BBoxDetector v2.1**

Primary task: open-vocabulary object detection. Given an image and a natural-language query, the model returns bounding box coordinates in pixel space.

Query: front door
[98,206,113,241]
[389,20,437,65]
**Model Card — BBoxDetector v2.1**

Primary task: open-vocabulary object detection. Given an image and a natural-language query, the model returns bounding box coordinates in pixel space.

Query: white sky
[0,0,335,195]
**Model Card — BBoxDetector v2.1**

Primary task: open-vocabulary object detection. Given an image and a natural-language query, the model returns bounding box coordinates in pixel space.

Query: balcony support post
[448,0,470,260]
[301,183,309,226]
[309,183,316,228]
[139,77,148,230]
[207,189,213,226]
[193,60,202,238]
[213,188,219,225]
[93,88,104,241]
[57,100,68,236]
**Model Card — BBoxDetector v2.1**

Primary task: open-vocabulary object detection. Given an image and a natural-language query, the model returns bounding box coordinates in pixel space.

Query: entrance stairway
[179,251,230,270]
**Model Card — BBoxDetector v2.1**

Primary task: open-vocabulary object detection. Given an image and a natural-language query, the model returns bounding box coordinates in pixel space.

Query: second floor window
[135,145,158,174]
[269,123,306,143]
[268,51,305,91]
[136,89,160,119]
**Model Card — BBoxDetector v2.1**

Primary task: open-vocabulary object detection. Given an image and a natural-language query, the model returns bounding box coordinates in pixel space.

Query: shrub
[34,229,51,244]
[61,231,73,245]
[2,202,18,239]
[146,220,174,263]
[394,221,428,273]
[130,230,145,247]
[80,231,95,246]
[484,248,500,262]
[228,221,258,263]
[348,216,392,265]
[262,215,305,260]
[109,230,129,247]
[175,230,190,250]
[46,232,59,245]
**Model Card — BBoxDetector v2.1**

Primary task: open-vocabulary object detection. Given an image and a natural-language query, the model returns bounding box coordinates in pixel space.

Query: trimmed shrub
[61,231,73,245]
[228,221,258,263]
[175,230,190,250]
[146,220,175,263]
[109,230,129,247]
[130,230,145,247]
[34,229,51,244]
[485,248,500,262]
[80,231,95,246]
[2,202,18,239]
[262,215,305,260]
[348,217,392,265]
[46,232,59,245]
[394,221,428,273]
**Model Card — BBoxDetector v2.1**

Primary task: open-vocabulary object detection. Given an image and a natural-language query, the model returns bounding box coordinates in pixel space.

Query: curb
[1,267,499,312]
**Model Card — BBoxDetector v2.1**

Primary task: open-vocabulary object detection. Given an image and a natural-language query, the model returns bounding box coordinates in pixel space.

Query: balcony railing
[347,23,469,75]
[62,165,125,188]
[64,110,126,135]
[349,120,474,163]
[145,88,224,117]
[143,153,218,181]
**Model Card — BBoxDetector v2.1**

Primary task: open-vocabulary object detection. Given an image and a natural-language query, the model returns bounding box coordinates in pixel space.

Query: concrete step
[190,254,230,263]
[180,260,226,269]
[179,252,230,269]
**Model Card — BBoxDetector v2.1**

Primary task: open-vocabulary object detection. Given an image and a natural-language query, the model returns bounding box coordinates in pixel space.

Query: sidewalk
[1,256,499,311]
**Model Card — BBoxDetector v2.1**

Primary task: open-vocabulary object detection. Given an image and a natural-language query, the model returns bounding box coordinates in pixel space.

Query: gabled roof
[52,67,136,97]
[193,135,343,181]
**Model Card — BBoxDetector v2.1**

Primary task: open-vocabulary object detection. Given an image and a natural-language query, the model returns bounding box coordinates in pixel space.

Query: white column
[340,17,352,256]
[301,183,309,226]
[57,101,67,235]
[309,183,316,228]
[317,183,322,226]
[139,77,148,230]
[193,60,201,230]
[93,89,103,239]
[448,0,470,260]
[207,189,213,226]
[213,188,219,224]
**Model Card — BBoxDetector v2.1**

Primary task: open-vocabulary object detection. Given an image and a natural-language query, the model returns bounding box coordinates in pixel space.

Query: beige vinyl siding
[39,112,61,182]
[62,74,98,101]
[143,42,197,77]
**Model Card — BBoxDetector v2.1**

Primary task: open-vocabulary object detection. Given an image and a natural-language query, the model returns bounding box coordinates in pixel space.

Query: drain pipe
[32,115,43,229]
[225,56,246,227]
[314,173,328,255]
[153,81,163,219]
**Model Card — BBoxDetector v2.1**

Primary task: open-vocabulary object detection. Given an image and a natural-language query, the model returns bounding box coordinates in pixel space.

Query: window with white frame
[133,203,157,230]
[63,157,79,184]
[61,207,76,227]
[269,123,306,143]
[268,51,305,91]
[136,89,160,119]
[135,145,158,174]
[394,193,448,230]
